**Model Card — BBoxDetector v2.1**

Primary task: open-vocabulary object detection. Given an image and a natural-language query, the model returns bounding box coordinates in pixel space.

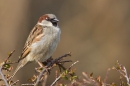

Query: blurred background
[0,0,130,85]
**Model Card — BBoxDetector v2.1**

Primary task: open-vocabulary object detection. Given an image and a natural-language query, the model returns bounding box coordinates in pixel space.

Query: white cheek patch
[38,23,44,26]
[38,20,53,26]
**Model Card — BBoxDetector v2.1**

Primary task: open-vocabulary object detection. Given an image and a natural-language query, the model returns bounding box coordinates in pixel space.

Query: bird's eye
[46,17,50,21]
[46,17,48,20]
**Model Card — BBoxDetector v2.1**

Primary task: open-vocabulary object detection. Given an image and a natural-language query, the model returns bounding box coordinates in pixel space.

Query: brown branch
[50,61,79,86]
[0,62,9,86]
[114,62,130,85]
[5,50,15,63]
[35,53,71,85]
[21,83,35,86]
[55,70,58,86]
[42,73,48,86]
[0,50,18,86]
[104,68,111,83]
[10,80,19,86]
[34,68,46,85]
[21,53,71,86]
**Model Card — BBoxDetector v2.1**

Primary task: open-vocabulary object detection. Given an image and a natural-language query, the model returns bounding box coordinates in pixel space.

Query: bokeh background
[0,0,130,85]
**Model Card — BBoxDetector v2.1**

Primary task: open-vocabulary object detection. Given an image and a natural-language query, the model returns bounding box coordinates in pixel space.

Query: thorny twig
[34,68,46,85]
[0,62,9,86]
[42,73,48,86]
[21,83,35,86]
[104,68,111,83]
[0,50,16,86]
[4,50,18,65]
[10,80,19,86]
[113,61,130,85]
[82,72,99,86]
[21,52,72,86]
[55,70,58,86]
[5,50,15,63]
[0,50,20,86]
[1,50,130,86]
[35,53,71,85]
[50,61,79,86]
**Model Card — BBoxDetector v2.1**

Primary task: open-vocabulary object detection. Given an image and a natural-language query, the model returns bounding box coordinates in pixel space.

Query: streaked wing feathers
[18,25,43,62]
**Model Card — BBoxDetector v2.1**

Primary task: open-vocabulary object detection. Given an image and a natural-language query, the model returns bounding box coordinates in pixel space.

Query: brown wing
[18,25,44,62]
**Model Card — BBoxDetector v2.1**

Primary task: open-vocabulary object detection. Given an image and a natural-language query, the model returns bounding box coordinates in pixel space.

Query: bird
[12,14,61,78]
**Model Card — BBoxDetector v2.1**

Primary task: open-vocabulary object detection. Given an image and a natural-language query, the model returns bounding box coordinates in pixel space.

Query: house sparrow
[12,14,61,77]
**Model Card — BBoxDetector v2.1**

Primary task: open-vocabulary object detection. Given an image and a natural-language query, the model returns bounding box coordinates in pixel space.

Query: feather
[18,25,43,62]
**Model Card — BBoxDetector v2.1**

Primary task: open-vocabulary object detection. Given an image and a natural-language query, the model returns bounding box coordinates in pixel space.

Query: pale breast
[28,26,61,61]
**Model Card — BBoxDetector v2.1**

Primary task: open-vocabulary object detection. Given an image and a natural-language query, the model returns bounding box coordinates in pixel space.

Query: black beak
[51,18,59,23]
[50,18,59,26]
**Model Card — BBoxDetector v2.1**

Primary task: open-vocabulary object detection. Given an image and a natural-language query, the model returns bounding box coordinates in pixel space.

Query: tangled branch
[0,50,130,86]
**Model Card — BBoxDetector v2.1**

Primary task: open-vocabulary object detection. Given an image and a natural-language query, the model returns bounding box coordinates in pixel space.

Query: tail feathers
[11,59,28,79]
[11,64,23,78]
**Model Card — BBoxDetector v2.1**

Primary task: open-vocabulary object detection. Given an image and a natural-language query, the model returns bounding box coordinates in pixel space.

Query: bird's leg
[36,60,43,67]
[36,60,50,74]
